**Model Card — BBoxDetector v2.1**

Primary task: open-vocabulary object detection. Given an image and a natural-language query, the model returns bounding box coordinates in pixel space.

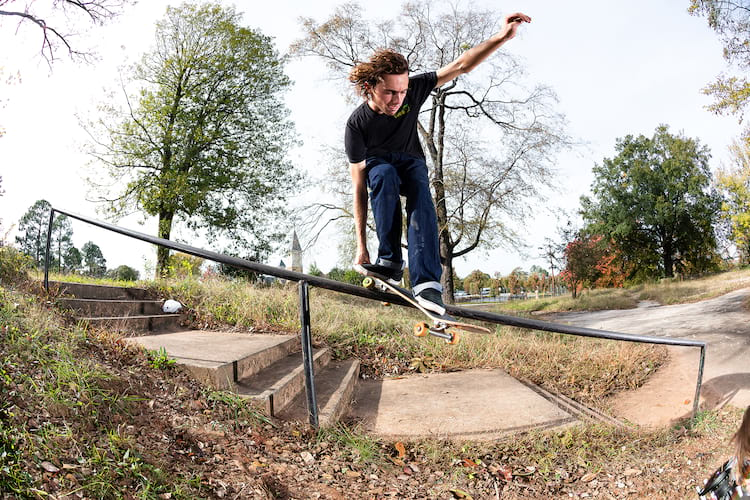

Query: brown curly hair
[349,49,408,99]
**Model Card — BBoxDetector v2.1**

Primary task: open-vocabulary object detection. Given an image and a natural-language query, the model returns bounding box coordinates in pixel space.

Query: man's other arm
[350,161,370,265]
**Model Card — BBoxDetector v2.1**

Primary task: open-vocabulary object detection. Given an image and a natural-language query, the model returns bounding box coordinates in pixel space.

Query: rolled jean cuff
[375,258,404,271]
[412,281,442,295]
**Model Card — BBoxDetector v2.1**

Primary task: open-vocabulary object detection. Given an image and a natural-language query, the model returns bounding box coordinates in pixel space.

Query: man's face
[368,72,409,116]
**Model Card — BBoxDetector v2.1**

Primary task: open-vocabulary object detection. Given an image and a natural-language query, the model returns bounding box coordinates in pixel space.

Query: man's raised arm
[435,12,531,88]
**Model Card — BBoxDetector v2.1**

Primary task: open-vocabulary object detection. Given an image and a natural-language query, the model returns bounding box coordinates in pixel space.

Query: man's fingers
[508,13,531,24]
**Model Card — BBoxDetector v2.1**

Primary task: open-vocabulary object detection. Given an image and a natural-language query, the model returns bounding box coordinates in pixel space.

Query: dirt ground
[548,287,750,426]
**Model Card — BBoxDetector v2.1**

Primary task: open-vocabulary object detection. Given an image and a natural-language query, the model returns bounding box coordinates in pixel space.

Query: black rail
[44,208,707,422]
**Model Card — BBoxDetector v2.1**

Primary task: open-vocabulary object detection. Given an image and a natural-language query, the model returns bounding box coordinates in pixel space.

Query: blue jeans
[366,153,442,293]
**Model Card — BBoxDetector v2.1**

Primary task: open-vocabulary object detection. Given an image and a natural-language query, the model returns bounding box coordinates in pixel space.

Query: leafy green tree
[217,248,268,282]
[166,252,204,278]
[108,265,140,281]
[326,267,363,286]
[63,246,83,273]
[717,137,750,264]
[689,1,750,122]
[580,125,722,279]
[308,262,324,277]
[462,270,492,295]
[87,2,300,278]
[293,1,570,303]
[82,241,107,277]
[16,201,75,269]
[50,215,74,273]
[15,199,51,266]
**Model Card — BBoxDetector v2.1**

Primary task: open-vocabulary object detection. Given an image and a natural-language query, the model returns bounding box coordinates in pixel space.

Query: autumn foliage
[560,235,626,298]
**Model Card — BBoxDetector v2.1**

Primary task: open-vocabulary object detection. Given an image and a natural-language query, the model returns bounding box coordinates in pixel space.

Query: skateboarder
[346,12,531,315]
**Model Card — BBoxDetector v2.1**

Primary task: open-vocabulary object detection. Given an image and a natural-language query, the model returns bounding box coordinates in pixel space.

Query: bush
[107,265,140,282]
[0,247,33,286]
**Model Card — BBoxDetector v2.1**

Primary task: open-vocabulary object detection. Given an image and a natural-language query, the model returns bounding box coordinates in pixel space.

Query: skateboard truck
[363,276,461,344]
[414,321,460,344]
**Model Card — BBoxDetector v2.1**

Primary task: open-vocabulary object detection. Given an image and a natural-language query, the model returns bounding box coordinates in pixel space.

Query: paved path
[549,288,750,425]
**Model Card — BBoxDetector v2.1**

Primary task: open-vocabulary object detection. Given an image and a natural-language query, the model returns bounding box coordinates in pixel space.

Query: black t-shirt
[345,71,437,163]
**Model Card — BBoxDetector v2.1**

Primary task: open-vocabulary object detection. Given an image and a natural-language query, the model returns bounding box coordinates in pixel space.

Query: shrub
[0,247,33,286]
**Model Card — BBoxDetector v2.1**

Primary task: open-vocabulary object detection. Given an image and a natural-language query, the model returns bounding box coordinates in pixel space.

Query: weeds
[206,389,274,428]
[147,347,176,370]
[317,424,383,464]
[0,285,209,497]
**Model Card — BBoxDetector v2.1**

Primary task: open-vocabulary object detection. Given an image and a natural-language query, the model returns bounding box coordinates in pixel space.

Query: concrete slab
[127,330,297,389]
[128,330,296,363]
[349,369,577,440]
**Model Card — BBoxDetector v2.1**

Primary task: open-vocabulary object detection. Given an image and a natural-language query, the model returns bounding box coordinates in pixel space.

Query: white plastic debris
[162,299,183,313]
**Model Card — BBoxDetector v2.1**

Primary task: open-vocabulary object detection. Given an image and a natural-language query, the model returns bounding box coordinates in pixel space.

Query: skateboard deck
[357,270,491,344]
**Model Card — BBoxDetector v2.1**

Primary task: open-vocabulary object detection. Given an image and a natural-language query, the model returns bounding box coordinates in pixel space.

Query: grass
[0,286,212,497]
[143,276,666,405]
[2,264,749,497]
[632,267,750,305]
[480,267,750,315]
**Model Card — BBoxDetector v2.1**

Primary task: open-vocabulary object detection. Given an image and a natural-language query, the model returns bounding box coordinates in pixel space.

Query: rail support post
[692,345,706,420]
[43,209,55,293]
[299,281,319,428]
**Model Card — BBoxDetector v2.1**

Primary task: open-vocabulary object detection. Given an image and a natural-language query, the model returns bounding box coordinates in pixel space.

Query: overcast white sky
[0,0,742,279]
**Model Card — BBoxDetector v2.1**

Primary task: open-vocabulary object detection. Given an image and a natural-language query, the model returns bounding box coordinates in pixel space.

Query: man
[346,12,531,315]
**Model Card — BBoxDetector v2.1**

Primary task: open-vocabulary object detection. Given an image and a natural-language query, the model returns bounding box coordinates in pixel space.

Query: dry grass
[150,276,667,404]
[632,268,750,305]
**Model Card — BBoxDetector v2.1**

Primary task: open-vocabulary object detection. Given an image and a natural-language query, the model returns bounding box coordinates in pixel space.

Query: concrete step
[80,314,184,334]
[50,281,153,300]
[58,298,164,317]
[127,331,297,390]
[235,348,333,416]
[276,358,360,427]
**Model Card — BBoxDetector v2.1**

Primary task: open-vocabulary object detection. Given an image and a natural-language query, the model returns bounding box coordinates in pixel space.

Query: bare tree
[0,0,132,62]
[292,1,571,301]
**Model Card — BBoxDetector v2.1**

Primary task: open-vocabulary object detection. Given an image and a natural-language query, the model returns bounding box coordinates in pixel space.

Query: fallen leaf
[462,458,478,468]
[449,488,474,499]
[394,442,406,459]
[491,464,512,481]
[580,472,597,482]
[624,468,642,476]
[41,461,59,473]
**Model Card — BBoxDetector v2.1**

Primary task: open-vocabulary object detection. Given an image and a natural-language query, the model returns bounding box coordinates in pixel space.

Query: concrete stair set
[52,281,359,427]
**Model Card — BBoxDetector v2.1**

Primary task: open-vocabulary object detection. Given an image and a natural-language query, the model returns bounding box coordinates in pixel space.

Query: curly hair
[349,49,408,99]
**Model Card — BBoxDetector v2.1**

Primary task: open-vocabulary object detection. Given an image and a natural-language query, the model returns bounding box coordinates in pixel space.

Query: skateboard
[358,272,491,344]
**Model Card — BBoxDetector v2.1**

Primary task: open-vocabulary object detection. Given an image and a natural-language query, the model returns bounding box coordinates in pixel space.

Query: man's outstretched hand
[503,12,531,40]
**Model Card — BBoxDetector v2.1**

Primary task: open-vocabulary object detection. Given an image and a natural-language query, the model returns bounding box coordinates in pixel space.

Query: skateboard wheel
[446,331,460,345]
[362,277,374,289]
[414,322,429,337]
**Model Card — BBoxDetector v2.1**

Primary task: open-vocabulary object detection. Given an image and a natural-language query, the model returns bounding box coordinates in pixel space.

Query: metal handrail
[44,207,707,422]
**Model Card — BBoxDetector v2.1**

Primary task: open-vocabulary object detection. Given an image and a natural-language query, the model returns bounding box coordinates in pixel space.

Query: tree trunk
[430,91,454,304]
[156,211,174,279]
[442,251,455,304]
[662,235,674,278]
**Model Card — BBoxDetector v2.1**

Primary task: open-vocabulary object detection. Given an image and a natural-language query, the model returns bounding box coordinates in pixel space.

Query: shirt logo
[393,103,410,119]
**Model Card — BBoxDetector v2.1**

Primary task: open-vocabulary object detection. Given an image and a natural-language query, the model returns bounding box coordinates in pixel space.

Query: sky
[0,0,743,279]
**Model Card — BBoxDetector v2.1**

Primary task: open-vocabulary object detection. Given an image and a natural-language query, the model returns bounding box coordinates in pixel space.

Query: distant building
[290,230,302,273]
